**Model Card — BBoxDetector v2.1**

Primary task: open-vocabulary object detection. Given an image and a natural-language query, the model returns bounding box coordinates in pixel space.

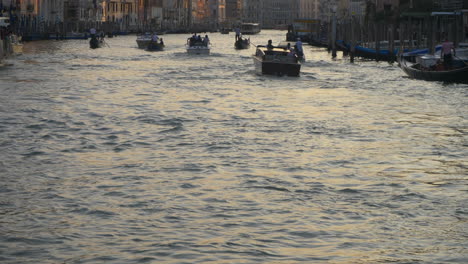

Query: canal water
[0,30,466,263]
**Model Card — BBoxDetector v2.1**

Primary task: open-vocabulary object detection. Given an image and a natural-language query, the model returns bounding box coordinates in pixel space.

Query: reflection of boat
[136,33,152,49]
[399,53,468,83]
[186,37,210,55]
[146,41,165,51]
[235,37,250,49]
[241,23,261,35]
[253,46,301,77]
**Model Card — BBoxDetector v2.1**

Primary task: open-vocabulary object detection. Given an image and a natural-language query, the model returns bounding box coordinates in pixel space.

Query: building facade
[262,0,298,29]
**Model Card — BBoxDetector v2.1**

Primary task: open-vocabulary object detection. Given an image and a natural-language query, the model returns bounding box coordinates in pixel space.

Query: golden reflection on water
[1,33,466,264]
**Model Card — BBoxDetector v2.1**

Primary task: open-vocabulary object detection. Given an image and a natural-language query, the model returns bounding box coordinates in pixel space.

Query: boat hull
[235,40,250,49]
[400,58,468,83]
[90,38,102,49]
[136,39,151,49]
[146,42,164,51]
[187,47,210,55]
[253,56,301,77]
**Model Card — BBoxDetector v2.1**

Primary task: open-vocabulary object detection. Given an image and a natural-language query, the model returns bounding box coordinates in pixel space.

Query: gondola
[399,55,468,83]
[89,36,102,49]
[235,37,250,49]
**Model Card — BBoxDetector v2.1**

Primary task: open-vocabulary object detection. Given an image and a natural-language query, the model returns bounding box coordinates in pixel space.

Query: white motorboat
[186,36,211,55]
[136,33,152,49]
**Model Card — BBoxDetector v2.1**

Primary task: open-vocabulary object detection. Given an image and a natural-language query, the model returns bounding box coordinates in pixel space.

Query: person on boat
[235,27,241,41]
[267,40,274,49]
[296,38,304,56]
[287,47,296,57]
[197,35,202,43]
[203,35,210,46]
[441,38,456,69]
[152,33,159,42]
[285,43,291,51]
[90,27,96,38]
[159,38,164,46]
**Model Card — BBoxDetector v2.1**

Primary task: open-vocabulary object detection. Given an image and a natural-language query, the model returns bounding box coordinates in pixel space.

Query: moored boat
[235,37,250,49]
[253,46,301,77]
[186,35,210,55]
[240,23,261,35]
[399,54,468,83]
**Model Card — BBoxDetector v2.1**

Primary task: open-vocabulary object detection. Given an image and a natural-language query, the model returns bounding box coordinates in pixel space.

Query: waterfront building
[318,0,338,22]
[136,0,163,31]
[337,0,365,19]
[162,0,189,30]
[241,0,262,24]
[298,0,319,20]
[208,0,226,28]
[262,0,298,29]
[226,0,241,24]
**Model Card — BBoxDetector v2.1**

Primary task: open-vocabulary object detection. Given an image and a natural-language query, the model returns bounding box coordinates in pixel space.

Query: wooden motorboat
[186,37,210,55]
[253,46,301,77]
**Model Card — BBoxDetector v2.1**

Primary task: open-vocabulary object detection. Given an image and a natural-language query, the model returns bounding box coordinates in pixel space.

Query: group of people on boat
[266,38,304,60]
[188,33,210,47]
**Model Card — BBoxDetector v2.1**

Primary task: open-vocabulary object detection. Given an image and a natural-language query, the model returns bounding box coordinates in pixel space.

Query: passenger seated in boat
[189,34,197,46]
[203,35,210,46]
[287,48,296,57]
[159,38,164,46]
[267,40,274,49]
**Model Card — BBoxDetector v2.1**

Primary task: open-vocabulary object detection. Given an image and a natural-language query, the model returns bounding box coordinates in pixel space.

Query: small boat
[399,54,468,83]
[136,33,152,49]
[235,37,250,49]
[253,46,301,77]
[146,41,165,51]
[89,36,102,49]
[186,36,210,55]
[241,23,261,35]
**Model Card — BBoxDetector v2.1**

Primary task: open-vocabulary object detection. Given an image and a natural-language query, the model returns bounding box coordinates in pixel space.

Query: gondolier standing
[234,27,241,41]
[441,38,456,69]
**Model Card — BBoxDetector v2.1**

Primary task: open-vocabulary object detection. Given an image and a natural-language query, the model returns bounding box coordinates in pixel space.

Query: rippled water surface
[0,30,467,263]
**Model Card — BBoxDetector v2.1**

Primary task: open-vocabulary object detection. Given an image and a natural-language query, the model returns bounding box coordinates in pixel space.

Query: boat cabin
[255,46,298,63]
